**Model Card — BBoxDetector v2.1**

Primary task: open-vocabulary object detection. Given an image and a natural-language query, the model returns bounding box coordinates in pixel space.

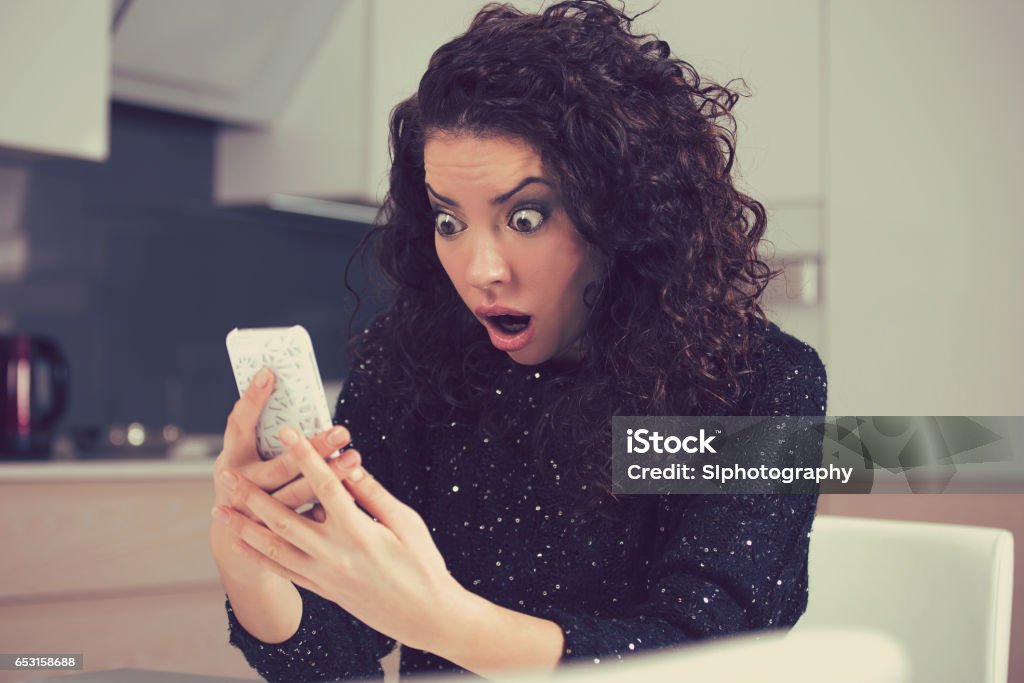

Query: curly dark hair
[345,0,775,516]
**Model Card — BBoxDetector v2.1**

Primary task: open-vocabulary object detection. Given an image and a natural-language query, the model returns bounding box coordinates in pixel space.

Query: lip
[481,315,535,352]
[474,304,534,352]
[474,304,530,318]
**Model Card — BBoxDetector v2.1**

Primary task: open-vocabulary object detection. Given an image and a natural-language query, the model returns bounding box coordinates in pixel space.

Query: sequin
[223,318,826,679]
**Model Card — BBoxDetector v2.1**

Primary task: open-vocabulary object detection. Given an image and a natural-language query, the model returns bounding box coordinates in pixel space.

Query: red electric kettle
[1,334,69,460]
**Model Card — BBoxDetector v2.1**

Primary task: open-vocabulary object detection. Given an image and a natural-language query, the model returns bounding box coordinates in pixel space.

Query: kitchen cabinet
[215,0,821,206]
[0,0,110,161]
[0,468,254,681]
[214,0,493,206]
[0,590,257,682]
[110,0,341,127]
[213,0,374,206]
[0,462,400,683]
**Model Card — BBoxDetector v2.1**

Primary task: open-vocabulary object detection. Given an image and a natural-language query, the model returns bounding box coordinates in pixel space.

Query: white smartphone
[225,325,335,461]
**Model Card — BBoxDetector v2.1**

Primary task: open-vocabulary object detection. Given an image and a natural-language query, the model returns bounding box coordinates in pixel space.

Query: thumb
[222,367,276,466]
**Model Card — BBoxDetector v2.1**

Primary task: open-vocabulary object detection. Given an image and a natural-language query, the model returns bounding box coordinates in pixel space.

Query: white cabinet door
[215,0,502,206]
[112,0,340,126]
[214,0,370,205]
[0,0,110,161]
[361,0,545,205]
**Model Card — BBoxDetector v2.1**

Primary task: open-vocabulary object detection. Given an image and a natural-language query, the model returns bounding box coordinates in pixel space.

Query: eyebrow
[425,176,552,208]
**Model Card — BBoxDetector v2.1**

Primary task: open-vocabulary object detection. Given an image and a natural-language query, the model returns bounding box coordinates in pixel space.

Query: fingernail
[326,427,348,446]
[349,466,365,482]
[254,368,272,388]
[220,471,238,490]
[279,427,299,445]
[211,506,230,524]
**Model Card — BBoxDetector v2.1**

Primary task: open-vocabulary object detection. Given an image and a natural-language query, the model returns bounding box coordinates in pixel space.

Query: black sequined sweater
[224,321,828,681]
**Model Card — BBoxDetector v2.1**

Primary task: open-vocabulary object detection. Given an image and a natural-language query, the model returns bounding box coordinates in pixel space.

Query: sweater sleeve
[225,585,393,683]
[535,327,827,665]
[223,326,398,682]
[535,492,818,664]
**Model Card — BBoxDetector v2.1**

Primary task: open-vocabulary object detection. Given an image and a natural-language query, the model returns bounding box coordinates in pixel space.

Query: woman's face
[424,133,604,366]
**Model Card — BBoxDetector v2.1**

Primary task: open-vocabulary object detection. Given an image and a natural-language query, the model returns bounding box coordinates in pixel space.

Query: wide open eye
[434,211,467,237]
[508,208,545,233]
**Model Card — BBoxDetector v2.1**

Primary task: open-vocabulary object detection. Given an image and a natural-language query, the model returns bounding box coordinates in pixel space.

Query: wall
[0,103,388,441]
[821,2,1024,679]
[825,0,1024,415]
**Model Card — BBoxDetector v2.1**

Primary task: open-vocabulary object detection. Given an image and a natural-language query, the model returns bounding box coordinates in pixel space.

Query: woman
[209,1,827,680]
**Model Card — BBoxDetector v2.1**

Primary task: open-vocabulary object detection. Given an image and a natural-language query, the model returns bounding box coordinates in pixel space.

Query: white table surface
[27,669,256,683]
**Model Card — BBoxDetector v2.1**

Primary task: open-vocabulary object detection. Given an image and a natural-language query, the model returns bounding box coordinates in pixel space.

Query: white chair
[795,515,1015,683]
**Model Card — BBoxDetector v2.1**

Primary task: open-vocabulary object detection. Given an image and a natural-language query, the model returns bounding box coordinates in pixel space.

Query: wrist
[422,578,481,657]
[425,583,565,678]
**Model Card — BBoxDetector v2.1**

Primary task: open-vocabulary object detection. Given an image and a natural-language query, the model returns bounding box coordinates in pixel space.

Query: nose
[464,229,511,290]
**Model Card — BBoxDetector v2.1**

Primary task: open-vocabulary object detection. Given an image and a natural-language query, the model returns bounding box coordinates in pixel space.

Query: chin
[504,351,539,366]
[505,346,550,366]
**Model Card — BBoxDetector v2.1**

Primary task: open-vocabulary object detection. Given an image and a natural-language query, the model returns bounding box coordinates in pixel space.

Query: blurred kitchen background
[1,0,1022,681]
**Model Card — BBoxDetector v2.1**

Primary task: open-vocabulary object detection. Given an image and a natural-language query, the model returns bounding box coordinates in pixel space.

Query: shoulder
[336,314,394,410]
[345,312,403,381]
[744,321,828,416]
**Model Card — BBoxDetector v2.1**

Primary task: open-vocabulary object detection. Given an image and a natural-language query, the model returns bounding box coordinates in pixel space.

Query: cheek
[527,252,591,316]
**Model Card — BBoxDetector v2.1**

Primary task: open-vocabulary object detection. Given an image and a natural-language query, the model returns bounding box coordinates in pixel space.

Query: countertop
[0,434,222,482]
[0,458,215,482]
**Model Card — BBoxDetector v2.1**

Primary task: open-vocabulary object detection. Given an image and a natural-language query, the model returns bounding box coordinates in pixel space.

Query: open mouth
[488,314,532,335]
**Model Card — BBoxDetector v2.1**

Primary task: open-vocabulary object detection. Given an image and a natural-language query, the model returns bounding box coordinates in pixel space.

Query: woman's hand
[209,368,364,582]
[212,425,466,654]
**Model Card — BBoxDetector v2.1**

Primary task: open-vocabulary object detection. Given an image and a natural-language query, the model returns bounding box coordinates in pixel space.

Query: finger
[253,423,350,489]
[278,426,360,524]
[214,506,319,590]
[220,469,324,558]
[218,494,263,525]
[242,426,350,492]
[231,537,321,596]
[343,465,414,537]
[222,368,276,463]
[241,451,303,493]
[309,425,352,459]
[213,463,268,525]
[271,449,362,510]
[299,504,327,524]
